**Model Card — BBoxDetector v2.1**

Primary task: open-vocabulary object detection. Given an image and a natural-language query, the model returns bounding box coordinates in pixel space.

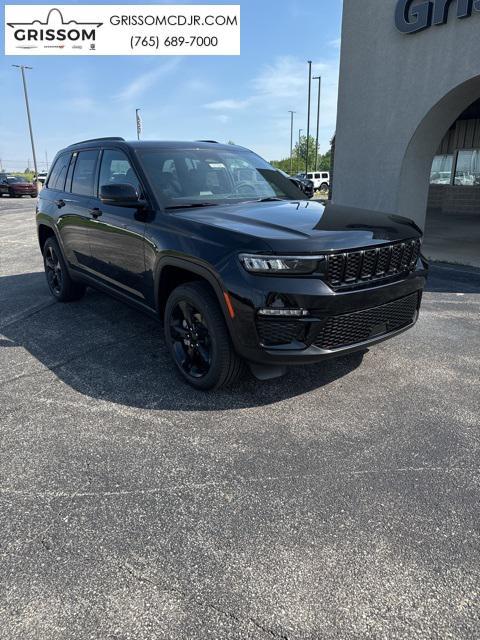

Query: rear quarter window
[47,153,71,191]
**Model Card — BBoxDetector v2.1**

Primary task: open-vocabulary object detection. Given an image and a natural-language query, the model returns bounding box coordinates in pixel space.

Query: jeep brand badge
[7,8,102,49]
[395,0,480,34]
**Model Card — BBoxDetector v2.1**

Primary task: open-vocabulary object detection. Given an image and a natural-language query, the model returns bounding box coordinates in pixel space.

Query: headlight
[240,254,321,275]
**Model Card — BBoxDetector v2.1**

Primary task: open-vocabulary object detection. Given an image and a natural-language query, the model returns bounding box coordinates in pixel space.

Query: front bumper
[224,259,428,366]
[12,188,37,196]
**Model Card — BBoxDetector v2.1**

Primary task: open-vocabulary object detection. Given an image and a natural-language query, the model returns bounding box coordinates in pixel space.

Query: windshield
[136,147,307,208]
[7,177,25,183]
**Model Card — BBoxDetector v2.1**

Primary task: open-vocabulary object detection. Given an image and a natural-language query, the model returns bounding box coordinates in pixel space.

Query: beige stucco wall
[333,0,480,227]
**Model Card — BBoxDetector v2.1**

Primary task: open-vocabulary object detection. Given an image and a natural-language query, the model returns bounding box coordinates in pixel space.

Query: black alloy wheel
[45,243,63,296]
[164,282,246,390]
[42,237,86,302]
[169,300,212,379]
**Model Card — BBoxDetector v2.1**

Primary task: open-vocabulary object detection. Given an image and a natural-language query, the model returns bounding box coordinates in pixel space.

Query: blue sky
[0,1,343,172]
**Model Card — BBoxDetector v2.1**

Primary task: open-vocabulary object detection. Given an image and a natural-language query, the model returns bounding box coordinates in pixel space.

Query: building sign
[5,5,240,55]
[395,0,480,34]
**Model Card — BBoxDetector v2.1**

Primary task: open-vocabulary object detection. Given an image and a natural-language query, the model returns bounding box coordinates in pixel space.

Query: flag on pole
[136,109,142,140]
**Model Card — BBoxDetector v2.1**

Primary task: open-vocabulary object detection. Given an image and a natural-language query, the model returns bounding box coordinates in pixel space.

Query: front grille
[313,293,419,351]
[326,239,421,289]
[256,319,304,346]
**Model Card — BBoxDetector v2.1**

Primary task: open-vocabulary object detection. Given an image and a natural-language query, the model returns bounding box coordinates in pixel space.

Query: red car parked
[0,176,38,198]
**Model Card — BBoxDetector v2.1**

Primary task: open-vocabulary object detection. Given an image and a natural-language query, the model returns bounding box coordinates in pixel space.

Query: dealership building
[333,0,480,266]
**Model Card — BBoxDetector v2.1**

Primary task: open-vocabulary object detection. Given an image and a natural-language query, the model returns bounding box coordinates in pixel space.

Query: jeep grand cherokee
[36,137,427,389]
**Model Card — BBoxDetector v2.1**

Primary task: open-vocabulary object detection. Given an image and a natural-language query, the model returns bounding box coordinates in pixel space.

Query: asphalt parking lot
[1,197,479,639]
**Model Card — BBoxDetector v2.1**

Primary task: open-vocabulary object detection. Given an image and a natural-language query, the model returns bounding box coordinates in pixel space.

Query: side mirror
[99,183,145,207]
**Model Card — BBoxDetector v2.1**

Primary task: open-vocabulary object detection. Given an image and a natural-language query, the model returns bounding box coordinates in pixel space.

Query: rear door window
[71,150,99,196]
[47,153,71,191]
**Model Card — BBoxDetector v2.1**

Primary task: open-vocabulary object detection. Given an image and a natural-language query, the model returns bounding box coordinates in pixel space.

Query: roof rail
[69,136,125,146]
[196,139,219,144]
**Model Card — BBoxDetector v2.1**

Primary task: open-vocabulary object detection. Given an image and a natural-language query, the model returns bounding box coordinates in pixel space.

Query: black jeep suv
[36,138,427,389]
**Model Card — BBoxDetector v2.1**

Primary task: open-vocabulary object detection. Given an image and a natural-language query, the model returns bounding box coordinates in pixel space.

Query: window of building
[430,154,453,185]
[71,150,99,196]
[454,150,480,186]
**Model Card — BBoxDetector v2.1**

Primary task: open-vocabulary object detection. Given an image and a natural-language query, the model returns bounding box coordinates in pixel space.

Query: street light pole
[313,75,322,171]
[305,60,312,176]
[12,65,39,183]
[298,129,303,174]
[288,111,296,175]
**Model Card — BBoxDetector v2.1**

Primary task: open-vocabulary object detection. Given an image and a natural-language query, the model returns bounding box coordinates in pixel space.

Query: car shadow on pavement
[1,272,364,411]
[426,262,480,294]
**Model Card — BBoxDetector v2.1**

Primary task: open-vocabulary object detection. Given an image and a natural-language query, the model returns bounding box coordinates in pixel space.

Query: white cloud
[205,98,253,110]
[329,38,341,49]
[202,55,340,160]
[116,59,181,102]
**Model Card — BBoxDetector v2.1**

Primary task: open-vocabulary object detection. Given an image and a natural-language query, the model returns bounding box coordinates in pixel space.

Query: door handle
[54,199,66,208]
[90,207,102,218]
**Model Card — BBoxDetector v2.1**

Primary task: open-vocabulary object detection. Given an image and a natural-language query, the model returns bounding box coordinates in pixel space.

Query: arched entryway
[397,77,480,267]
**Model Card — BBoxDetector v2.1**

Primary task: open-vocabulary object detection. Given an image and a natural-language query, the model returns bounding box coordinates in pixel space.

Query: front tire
[320,183,329,192]
[43,237,86,302]
[164,282,246,390]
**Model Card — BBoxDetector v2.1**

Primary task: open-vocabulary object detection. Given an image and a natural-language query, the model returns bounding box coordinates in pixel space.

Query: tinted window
[314,173,321,179]
[65,152,77,192]
[47,153,71,191]
[138,147,307,207]
[322,173,329,179]
[71,150,99,196]
[99,149,140,193]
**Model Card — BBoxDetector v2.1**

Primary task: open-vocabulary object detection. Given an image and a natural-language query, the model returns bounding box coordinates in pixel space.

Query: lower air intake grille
[256,319,304,346]
[313,293,419,351]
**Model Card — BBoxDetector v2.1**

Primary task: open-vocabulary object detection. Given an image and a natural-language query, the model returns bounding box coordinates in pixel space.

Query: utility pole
[313,76,322,171]
[298,129,303,174]
[12,65,39,183]
[305,60,312,176]
[288,111,296,175]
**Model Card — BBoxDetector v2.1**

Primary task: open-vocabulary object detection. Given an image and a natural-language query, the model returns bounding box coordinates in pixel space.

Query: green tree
[293,135,318,173]
[270,142,332,176]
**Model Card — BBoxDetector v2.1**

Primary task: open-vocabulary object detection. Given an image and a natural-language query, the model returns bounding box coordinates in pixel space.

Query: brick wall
[427,185,480,214]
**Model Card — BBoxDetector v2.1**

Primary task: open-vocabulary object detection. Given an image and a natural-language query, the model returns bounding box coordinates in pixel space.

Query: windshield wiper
[165,202,219,210]
[256,197,286,202]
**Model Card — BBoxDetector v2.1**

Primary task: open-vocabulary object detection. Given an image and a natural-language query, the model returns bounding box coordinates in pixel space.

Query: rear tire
[43,237,86,302]
[164,282,246,390]
[320,182,329,192]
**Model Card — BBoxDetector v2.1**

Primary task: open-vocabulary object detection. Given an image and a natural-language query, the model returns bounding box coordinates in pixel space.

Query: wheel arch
[37,223,57,253]
[155,257,232,326]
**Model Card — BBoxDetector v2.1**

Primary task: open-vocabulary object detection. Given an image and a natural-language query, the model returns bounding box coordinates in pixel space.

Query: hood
[174,200,422,253]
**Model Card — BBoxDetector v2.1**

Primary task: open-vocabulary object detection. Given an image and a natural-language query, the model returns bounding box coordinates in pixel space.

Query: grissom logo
[7,8,103,49]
